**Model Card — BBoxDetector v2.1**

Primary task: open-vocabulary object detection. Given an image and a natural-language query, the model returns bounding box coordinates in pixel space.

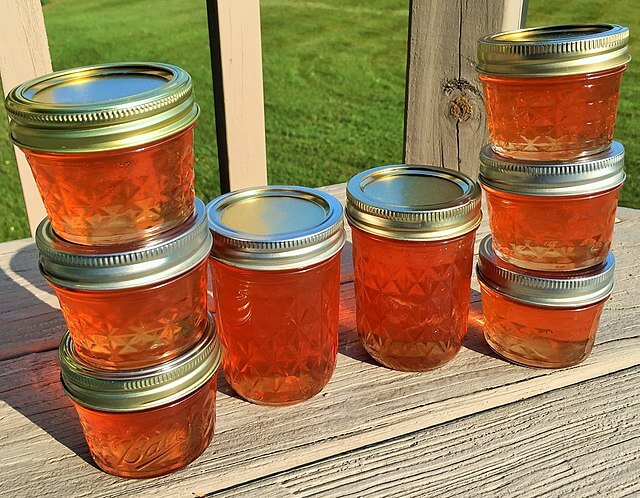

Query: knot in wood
[449,96,473,122]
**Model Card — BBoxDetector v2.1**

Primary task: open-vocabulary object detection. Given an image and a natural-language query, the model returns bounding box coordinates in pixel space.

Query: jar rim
[476,235,615,308]
[477,24,631,77]
[346,165,482,241]
[60,314,221,412]
[37,198,212,290]
[5,62,199,153]
[207,186,345,270]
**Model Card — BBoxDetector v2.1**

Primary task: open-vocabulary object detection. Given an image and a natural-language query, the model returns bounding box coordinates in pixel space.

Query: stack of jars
[474,24,629,367]
[5,63,220,478]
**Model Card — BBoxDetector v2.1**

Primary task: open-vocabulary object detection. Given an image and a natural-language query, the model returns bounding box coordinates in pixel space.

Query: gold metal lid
[477,235,615,308]
[60,314,220,412]
[207,186,345,270]
[5,62,199,153]
[479,141,626,196]
[346,165,482,241]
[477,24,630,77]
[36,198,211,290]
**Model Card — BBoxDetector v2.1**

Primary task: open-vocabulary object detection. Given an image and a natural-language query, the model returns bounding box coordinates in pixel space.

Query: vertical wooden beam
[207,0,269,193]
[403,0,527,177]
[0,0,51,235]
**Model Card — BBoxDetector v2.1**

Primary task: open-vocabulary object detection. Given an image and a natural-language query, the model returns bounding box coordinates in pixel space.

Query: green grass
[0,0,638,241]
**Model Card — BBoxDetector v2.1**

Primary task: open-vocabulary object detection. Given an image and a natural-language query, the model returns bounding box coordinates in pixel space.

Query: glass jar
[477,236,615,368]
[480,142,625,271]
[60,319,221,478]
[4,63,199,245]
[36,198,212,370]
[477,24,630,161]
[346,165,482,371]
[207,186,345,406]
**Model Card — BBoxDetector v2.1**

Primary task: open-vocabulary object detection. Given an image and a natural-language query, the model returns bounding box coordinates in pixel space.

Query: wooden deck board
[216,367,640,498]
[0,184,638,497]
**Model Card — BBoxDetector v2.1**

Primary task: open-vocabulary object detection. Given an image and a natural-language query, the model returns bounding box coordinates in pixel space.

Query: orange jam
[480,142,625,271]
[346,165,482,371]
[477,236,614,368]
[477,24,629,161]
[60,323,221,478]
[36,199,212,370]
[207,186,345,405]
[5,63,199,245]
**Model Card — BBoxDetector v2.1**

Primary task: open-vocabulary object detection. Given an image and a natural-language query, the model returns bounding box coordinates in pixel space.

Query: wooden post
[206,0,269,193]
[0,0,51,235]
[403,0,528,177]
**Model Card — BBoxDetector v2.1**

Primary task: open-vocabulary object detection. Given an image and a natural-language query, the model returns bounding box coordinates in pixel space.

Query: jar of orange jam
[477,24,630,161]
[60,317,221,478]
[480,141,625,271]
[346,165,482,371]
[207,186,345,406]
[36,198,212,370]
[4,63,199,245]
[477,236,614,368]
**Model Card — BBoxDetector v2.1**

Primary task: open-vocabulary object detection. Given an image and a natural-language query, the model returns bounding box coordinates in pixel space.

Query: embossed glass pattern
[210,254,341,405]
[72,376,217,479]
[351,226,476,371]
[51,259,208,369]
[480,284,607,368]
[22,126,195,245]
[480,67,625,160]
[483,184,621,271]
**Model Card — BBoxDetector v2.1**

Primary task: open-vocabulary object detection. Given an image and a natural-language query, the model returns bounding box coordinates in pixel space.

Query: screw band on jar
[36,197,211,290]
[60,314,221,412]
[479,141,626,197]
[346,165,482,241]
[477,235,615,308]
[477,24,630,77]
[207,186,346,270]
[5,62,199,153]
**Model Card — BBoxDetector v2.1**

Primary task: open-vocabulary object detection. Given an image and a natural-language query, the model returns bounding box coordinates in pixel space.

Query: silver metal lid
[477,235,615,307]
[207,186,345,270]
[346,165,482,240]
[477,24,630,77]
[37,198,212,290]
[60,314,221,412]
[479,142,626,196]
[5,62,199,153]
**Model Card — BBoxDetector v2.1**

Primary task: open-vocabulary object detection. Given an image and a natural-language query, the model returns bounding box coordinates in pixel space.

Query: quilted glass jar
[207,186,345,406]
[480,142,625,271]
[477,24,630,161]
[4,63,199,245]
[477,236,614,368]
[36,198,212,370]
[60,319,221,478]
[346,165,482,371]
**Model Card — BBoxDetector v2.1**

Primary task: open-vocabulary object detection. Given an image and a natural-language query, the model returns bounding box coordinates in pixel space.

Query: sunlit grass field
[0,0,637,241]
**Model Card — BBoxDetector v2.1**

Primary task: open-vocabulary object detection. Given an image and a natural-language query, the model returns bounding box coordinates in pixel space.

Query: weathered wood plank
[403,0,527,176]
[206,0,269,192]
[0,0,50,234]
[216,367,640,498]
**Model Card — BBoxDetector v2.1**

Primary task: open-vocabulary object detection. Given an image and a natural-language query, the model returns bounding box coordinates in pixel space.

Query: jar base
[491,143,610,163]
[362,340,460,372]
[225,372,330,407]
[493,246,607,272]
[484,332,590,369]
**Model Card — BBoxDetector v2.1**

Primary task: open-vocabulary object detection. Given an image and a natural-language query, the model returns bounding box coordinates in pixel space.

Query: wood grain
[206,0,269,192]
[215,367,640,498]
[0,0,51,234]
[403,0,527,177]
